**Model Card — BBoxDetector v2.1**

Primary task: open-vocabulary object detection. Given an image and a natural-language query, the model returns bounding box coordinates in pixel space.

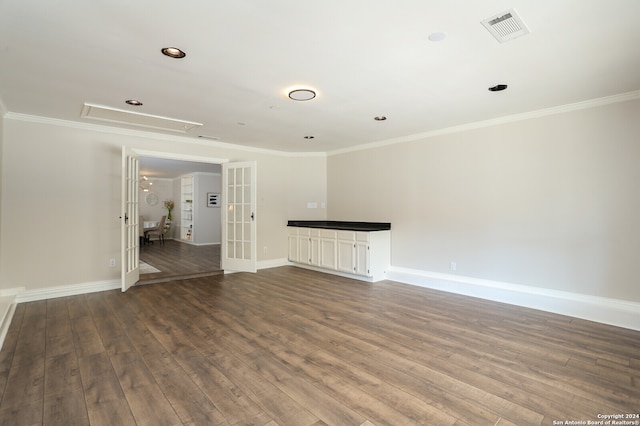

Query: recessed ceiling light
[161,47,186,58]
[488,84,508,92]
[125,99,143,106]
[374,116,387,121]
[288,88,316,101]
[304,135,315,139]
[428,32,447,42]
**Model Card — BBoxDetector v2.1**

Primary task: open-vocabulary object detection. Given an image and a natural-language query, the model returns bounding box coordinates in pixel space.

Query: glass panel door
[121,146,140,291]
[221,161,257,272]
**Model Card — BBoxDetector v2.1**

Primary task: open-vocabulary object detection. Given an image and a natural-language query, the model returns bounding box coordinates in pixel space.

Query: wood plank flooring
[139,239,221,283]
[0,266,638,425]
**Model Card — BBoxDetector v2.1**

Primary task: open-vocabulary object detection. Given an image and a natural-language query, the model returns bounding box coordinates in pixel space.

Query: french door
[121,146,140,291]
[221,161,257,272]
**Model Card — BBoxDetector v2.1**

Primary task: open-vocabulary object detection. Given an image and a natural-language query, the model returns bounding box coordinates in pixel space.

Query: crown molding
[3,112,327,158]
[5,90,638,158]
[328,90,640,156]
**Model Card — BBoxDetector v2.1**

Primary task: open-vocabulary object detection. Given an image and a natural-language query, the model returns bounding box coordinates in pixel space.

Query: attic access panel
[81,103,202,133]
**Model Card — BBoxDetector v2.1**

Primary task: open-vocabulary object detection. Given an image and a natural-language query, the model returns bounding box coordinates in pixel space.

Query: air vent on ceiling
[481,8,530,43]
[81,103,202,133]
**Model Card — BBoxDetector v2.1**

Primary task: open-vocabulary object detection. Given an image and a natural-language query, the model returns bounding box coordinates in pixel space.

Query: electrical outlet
[450,261,457,272]
[109,258,116,268]
[263,246,268,254]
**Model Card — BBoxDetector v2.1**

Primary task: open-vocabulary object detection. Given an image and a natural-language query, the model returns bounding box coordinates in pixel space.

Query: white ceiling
[1,1,639,153]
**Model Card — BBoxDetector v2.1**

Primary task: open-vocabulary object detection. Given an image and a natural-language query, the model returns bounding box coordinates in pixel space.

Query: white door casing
[121,146,140,291]
[221,161,257,273]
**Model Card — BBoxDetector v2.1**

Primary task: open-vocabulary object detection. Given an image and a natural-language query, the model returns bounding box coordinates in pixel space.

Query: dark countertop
[287,220,391,232]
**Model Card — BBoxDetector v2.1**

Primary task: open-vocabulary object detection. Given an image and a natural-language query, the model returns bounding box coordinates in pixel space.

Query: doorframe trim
[132,149,229,165]
[124,148,231,280]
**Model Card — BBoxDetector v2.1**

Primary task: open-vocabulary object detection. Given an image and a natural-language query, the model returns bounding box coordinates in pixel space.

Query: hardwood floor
[139,239,221,283]
[0,266,638,425]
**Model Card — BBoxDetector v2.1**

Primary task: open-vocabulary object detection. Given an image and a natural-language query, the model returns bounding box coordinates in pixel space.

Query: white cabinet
[287,228,300,263]
[298,228,310,264]
[355,233,370,276]
[309,229,321,267]
[180,176,194,241]
[319,229,337,270]
[337,231,356,274]
[287,226,390,282]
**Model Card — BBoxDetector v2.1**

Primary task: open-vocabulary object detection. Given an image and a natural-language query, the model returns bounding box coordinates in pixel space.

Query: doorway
[137,154,223,283]
[121,148,257,290]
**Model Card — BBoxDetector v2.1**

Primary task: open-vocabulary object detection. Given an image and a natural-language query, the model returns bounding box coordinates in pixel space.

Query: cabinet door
[298,229,311,264]
[355,232,370,276]
[355,241,370,276]
[337,239,356,273]
[320,230,337,270]
[287,230,299,262]
[310,231,321,266]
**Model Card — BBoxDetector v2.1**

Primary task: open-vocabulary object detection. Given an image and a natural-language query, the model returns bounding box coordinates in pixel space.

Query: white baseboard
[289,262,378,283]
[0,295,18,351]
[258,258,290,270]
[15,280,121,303]
[0,280,122,349]
[176,240,221,247]
[386,266,640,331]
[222,258,288,274]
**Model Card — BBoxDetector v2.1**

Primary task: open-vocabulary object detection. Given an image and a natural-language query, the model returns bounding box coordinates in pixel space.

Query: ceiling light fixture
[288,88,316,101]
[140,176,153,192]
[374,116,387,121]
[488,84,508,92]
[304,135,315,139]
[125,99,143,106]
[161,47,186,58]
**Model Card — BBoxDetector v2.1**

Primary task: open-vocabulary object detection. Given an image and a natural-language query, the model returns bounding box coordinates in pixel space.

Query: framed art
[207,192,220,207]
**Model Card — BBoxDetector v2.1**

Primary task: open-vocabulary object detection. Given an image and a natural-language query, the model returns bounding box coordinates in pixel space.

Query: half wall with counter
[287,221,391,282]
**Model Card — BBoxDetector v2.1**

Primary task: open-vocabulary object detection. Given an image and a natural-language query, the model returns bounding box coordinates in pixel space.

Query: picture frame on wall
[207,192,220,207]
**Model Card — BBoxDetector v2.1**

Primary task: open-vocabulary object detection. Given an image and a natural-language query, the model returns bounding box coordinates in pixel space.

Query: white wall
[287,158,327,219]
[328,99,640,303]
[193,172,221,245]
[0,116,327,292]
[0,107,3,268]
[1,98,638,328]
[139,178,174,227]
